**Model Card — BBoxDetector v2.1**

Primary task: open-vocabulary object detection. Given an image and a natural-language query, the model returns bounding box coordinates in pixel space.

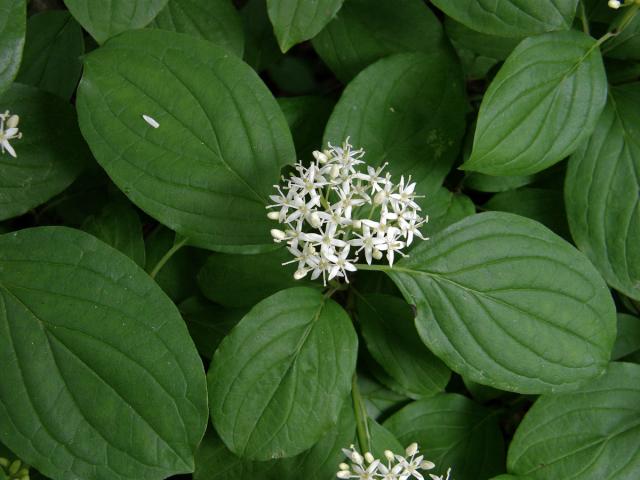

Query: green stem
[149,236,189,279]
[351,372,371,453]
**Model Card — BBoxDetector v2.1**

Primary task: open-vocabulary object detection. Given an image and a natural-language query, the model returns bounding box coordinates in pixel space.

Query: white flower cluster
[0,110,22,158]
[267,139,428,285]
[336,443,452,480]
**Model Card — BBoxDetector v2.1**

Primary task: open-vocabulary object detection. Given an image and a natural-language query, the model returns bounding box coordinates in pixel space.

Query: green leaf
[565,84,640,300]
[145,226,208,303]
[193,431,278,480]
[312,0,444,82]
[324,51,466,192]
[0,0,25,95]
[274,401,356,480]
[367,419,403,460]
[384,394,505,480]
[358,375,408,420]
[178,296,245,359]
[604,15,640,60]
[208,287,358,460]
[357,294,450,399]
[483,188,570,239]
[508,362,640,479]
[0,83,87,221]
[267,0,344,52]
[151,0,244,57]
[82,201,146,266]
[431,0,577,38]
[383,212,616,394]
[463,31,607,176]
[278,96,334,161]
[613,313,640,360]
[63,0,169,44]
[421,187,475,238]
[464,172,536,193]
[0,227,208,480]
[241,0,282,72]
[444,18,519,61]
[16,10,83,100]
[197,248,319,309]
[76,29,295,251]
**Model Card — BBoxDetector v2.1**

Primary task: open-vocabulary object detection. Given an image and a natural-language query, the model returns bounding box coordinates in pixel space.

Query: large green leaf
[613,314,640,360]
[385,394,505,480]
[208,287,358,460]
[76,29,295,251]
[463,31,607,176]
[197,248,318,309]
[312,0,444,82]
[444,18,519,61]
[267,0,344,52]
[508,362,640,479]
[0,83,87,221]
[81,201,146,266]
[151,0,244,57]
[357,294,450,399]
[0,0,25,95]
[604,15,640,60]
[380,212,616,394]
[0,227,208,480]
[324,51,466,192]
[565,84,640,300]
[16,10,83,100]
[431,0,577,38]
[63,0,169,44]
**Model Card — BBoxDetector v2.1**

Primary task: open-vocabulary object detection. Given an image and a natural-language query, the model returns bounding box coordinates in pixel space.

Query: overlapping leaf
[0,227,208,480]
[0,0,25,95]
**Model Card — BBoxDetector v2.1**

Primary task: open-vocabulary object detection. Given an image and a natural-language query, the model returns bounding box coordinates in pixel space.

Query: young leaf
[267,0,344,52]
[81,201,146,266]
[151,0,244,57]
[76,29,295,252]
[0,0,25,95]
[63,0,169,44]
[324,51,466,193]
[357,294,450,399]
[208,287,358,460]
[312,0,444,82]
[0,83,87,221]
[366,419,403,460]
[508,362,640,479]
[565,84,640,300]
[16,10,84,101]
[0,227,208,480]
[384,394,505,480]
[431,0,577,38]
[383,212,616,394]
[197,248,319,309]
[463,31,607,176]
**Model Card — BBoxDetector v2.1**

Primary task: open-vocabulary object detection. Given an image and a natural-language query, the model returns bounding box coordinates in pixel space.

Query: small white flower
[429,468,452,480]
[0,110,23,158]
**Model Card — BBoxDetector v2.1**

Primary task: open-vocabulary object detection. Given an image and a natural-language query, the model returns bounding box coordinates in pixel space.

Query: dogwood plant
[267,139,428,285]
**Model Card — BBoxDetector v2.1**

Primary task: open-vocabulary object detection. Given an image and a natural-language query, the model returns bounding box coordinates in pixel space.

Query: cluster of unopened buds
[0,457,30,480]
[0,110,22,158]
[267,138,428,285]
[337,443,452,480]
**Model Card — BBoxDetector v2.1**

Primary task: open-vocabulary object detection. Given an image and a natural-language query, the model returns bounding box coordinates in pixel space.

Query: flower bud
[9,460,21,475]
[267,211,280,220]
[336,470,351,479]
[405,442,418,457]
[421,460,436,470]
[270,229,286,241]
[352,219,362,229]
[372,248,383,260]
[6,114,19,128]
[308,211,322,228]
[350,450,364,465]
[608,0,621,8]
[364,452,375,464]
[293,269,308,280]
[339,462,349,471]
[313,150,329,163]
[374,191,386,205]
[384,450,395,461]
[0,458,9,468]
[330,165,340,178]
